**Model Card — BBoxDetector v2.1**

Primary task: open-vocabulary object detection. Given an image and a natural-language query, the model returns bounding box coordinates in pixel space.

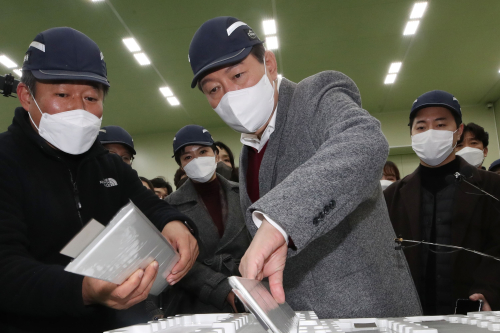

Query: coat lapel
[399,168,422,240]
[259,78,296,196]
[216,177,246,252]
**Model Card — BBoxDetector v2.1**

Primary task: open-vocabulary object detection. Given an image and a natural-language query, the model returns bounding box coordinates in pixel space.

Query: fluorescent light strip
[92,0,105,2]
[159,87,173,97]
[123,38,141,52]
[167,96,180,106]
[266,36,279,50]
[388,62,402,74]
[0,55,18,68]
[385,74,397,84]
[263,19,277,35]
[403,20,420,35]
[133,52,150,65]
[13,69,22,77]
[410,2,428,19]
[278,74,283,80]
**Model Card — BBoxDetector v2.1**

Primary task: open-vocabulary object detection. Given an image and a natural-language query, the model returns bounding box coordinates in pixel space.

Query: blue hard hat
[173,125,214,155]
[489,159,500,171]
[410,90,462,121]
[189,16,264,88]
[22,27,109,87]
[98,126,135,155]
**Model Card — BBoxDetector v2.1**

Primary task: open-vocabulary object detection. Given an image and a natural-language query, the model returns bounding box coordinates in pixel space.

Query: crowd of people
[1,17,500,333]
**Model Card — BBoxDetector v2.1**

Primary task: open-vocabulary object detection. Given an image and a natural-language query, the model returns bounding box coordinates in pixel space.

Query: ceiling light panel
[266,36,279,50]
[410,2,428,19]
[167,96,180,106]
[403,20,420,35]
[385,74,397,84]
[122,38,141,52]
[0,55,18,68]
[159,87,173,97]
[133,52,150,65]
[263,20,277,35]
[13,69,22,77]
[388,62,402,74]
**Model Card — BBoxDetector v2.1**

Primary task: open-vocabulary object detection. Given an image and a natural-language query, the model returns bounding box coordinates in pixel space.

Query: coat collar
[166,174,244,253]
[398,156,482,246]
[167,174,238,206]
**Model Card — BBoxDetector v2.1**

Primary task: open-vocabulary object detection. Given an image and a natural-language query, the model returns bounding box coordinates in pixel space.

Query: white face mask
[28,92,102,155]
[380,179,394,190]
[213,60,276,134]
[412,129,458,166]
[456,146,485,167]
[183,156,217,183]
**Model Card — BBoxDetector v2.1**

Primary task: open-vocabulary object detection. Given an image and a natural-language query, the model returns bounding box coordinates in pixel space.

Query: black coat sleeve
[119,161,197,235]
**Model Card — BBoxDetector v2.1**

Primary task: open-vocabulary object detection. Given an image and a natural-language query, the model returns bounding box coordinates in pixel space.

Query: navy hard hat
[189,16,264,88]
[98,126,135,155]
[410,90,462,121]
[173,125,214,155]
[489,159,500,171]
[22,27,110,87]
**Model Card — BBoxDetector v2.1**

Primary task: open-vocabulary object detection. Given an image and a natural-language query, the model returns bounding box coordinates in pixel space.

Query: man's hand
[239,219,287,303]
[162,220,199,285]
[82,261,158,310]
[470,293,492,311]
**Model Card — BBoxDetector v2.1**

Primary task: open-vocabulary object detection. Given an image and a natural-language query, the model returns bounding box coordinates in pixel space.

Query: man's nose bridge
[69,93,86,110]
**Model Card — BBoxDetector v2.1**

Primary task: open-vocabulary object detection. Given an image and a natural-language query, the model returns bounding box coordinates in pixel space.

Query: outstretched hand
[239,219,288,303]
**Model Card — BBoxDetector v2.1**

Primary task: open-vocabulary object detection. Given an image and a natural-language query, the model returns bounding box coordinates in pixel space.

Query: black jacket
[384,156,500,311]
[0,107,193,333]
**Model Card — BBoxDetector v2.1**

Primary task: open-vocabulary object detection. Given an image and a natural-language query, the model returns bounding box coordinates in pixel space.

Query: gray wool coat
[239,71,422,319]
[163,175,251,315]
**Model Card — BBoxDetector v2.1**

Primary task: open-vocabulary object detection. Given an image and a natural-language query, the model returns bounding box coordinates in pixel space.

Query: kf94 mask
[213,60,276,134]
[183,156,217,183]
[28,91,102,155]
[412,129,458,166]
[456,146,485,168]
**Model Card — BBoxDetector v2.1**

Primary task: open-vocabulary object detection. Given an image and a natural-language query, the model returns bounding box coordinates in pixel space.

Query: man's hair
[173,167,187,189]
[197,44,266,92]
[458,122,489,148]
[21,70,109,99]
[150,176,173,195]
[174,144,218,166]
[383,161,401,181]
[139,176,154,191]
[409,108,461,133]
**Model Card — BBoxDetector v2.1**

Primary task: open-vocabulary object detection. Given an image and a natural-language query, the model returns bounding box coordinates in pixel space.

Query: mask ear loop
[26,88,43,131]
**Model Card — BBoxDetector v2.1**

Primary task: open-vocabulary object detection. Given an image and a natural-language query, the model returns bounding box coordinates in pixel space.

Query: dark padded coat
[384,156,500,311]
[0,108,193,333]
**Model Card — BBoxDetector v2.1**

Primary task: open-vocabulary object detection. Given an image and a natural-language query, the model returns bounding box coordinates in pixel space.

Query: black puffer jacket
[0,107,193,333]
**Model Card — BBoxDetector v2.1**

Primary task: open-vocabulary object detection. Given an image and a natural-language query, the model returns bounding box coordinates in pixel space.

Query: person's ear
[17,83,33,112]
[264,50,278,82]
[484,147,488,157]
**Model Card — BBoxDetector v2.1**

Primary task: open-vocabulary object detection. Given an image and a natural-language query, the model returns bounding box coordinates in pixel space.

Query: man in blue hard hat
[99,125,136,165]
[0,27,198,333]
[384,90,500,315]
[187,17,421,318]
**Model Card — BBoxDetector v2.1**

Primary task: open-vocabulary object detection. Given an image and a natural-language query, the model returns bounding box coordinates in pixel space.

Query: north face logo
[100,178,118,187]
